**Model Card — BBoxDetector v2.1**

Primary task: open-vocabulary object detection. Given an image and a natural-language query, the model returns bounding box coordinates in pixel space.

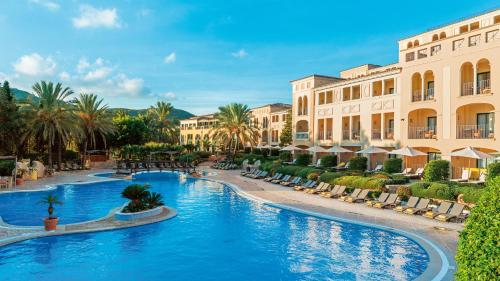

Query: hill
[11,87,194,120]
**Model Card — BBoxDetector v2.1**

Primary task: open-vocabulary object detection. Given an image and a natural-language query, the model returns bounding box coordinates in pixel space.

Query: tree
[280,110,292,146]
[74,93,116,167]
[455,177,500,280]
[110,115,149,147]
[24,81,76,168]
[0,81,24,155]
[148,101,176,143]
[210,103,259,160]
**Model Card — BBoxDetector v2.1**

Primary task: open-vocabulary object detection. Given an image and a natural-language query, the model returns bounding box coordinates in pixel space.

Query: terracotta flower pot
[44,217,59,231]
[16,178,24,185]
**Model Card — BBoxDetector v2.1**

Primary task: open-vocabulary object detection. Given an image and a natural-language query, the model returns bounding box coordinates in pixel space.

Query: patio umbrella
[389,146,427,170]
[280,145,304,151]
[326,145,352,153]
[356,146,389,154]
[261,144,272,149]
[306,146,328,153]
[450,146,493,159]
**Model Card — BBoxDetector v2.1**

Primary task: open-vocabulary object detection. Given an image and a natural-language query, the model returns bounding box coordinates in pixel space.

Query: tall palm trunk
[232,135,239,162]
[47,140,53,169]
[82,140,88,169]
[57,134,63,171]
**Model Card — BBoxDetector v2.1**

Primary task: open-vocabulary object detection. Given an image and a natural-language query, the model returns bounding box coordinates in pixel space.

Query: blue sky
[0,0,498,114]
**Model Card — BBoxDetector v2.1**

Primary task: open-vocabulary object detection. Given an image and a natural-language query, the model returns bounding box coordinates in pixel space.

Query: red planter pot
[16,178,24,185]
[44,218,59,231]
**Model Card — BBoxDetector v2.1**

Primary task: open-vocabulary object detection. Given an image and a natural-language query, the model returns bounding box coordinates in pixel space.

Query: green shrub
[276,165,303,176]
[259,160,281,173]
[370,172,391,179]
[386,174,409,185]
[297,167,322,179]
[307,172,320,181]
[333,176,385,190]
[0,160,15,176]
[423,160,450,182]
[487,162,500,180]
[295,154,311,166]
[319,172,344,184]
[396,186,412,201]
[194,151,211,159]
[348,156,367,171]
[409,182,431,198]
[279,151,291,162]
[455,177,500,280]
[64,150,80,161]
[320,155,337,168]
[383,158,402,173]
[455,185,486,204]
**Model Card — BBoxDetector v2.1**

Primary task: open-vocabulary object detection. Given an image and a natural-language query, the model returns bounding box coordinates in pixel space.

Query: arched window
[302,96,308,115]
[407,41,413,49]
[460,62,474,96]
[413,40,420,47]
[432,34,439,41]
[297,97,303,115]
[476,59,491,94]
[411,72,422,102]
[439,32,446,39]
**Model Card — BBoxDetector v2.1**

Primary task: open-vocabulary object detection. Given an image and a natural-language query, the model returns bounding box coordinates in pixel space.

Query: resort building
[291,9,500,179]
[179,103,291,150]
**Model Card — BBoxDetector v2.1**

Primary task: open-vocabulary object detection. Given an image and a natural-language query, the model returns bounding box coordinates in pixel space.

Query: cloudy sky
[0,1,498,114]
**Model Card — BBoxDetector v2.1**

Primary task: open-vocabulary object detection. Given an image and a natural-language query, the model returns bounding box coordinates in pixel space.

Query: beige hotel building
[291,9,500,179]
[180,103,291,150]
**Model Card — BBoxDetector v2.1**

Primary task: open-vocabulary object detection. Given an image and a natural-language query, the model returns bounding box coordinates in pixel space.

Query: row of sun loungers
[116,161,196,174]
[212,162,238,170]
[240,169,467,223]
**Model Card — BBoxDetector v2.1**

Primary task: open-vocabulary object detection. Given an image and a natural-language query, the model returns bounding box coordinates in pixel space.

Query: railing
[351,130,361,141]
[408,127,437,139]
[456,125,494,139]
[412,90,422,102]
[318,131,333,141]
[371,129,381,140]
[424,87,435,100]
[384,129,394,139]
[477,79,491,94]
[325,131,332,140]
[318,131,324,140]
[295,132,309,140]
[461,82,474,96]
[342,130,349,140]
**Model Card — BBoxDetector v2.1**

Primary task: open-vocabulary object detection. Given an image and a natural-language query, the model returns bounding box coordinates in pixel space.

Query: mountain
[11,87,194,120]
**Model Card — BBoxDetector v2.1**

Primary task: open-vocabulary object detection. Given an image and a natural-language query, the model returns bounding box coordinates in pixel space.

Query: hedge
[320,155,337,168]
[423,160,450,182]
[409,182,455,200]
[348,156,367,171]
[276,165,303,176]
[455,177,500,280]
[296,168,322,179]
[319,172,344,184]
[333,176,385,191]
[295,154,311,166]
[279,151,291,162]
[487,162,500,180]
[454,185,486,204]
[383,158,402,173]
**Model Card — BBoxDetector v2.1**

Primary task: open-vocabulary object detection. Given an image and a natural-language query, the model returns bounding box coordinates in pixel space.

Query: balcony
[424,88,435,100]
[408,127,437,139]
[412,90,422,102]
[456,125,494,139]
[371,129,381,140]
[461,82,474,96]
[384,129,394,140]
[477,79,491,94]
[351,130,361,141]
[296,132,309,140]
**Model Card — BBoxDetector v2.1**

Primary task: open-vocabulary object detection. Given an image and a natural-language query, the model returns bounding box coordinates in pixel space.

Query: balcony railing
[461,82,474,96]
[457,125,494,139]
[412,90,422,102]
[318,131,333,141]
[408,127,437,139]
[425,87,435,100]
[477,79,491,94]
[371,129,381,140]
[351,130,361,141]
[384,129,395,139]
[342,130,350,140]
[295,132,309,140]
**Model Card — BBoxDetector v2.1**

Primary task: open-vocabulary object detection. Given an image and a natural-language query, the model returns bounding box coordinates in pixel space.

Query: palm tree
[148,101,175,143]
[74,93,116,167]
[24,81,76,169]
[39,193,63,219]
[210,103,259,160]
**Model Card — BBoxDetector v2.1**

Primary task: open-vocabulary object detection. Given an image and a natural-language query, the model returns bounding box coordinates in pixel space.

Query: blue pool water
[0,172,429,280]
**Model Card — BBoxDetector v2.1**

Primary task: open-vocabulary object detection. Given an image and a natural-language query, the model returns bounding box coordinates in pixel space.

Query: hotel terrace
[291,9,500,179]
[180,103,291,150]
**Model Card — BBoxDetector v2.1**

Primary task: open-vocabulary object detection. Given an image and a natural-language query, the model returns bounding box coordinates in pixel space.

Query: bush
[348,157,367,171]
[383,158,402,173]
[371,172,391,179]
[276,165,303,176]
[386,174,409,185]
[320,155,337,168]
[279,151,291,162]
[396,186,412,201]
[426,183,455,200]
[319,172,344,184]
[295,154,311,166]
[409,182,431,198]
[194,151,211,159]
[333,176,385,190]
[307,172,320,181]
[297,167,322,179]
[455,177,500,280]
[0,160,15,176]
[423,160,449,182]
[487,162,500,180]
[454,185,486,204]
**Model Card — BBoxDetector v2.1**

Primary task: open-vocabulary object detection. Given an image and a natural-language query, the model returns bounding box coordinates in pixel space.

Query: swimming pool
[0,172,430,280]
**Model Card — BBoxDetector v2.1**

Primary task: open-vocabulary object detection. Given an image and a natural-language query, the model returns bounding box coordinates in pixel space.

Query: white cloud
[138,8,151,17]
[72,5,121,29]
[59,71,70,81]
[151,91,176,100]
[76,58,90,73]
[164,52,176,64]
[231,49,248,58]
[29,0,60,11]
[116,74,146,96]
[13,53,56,76]
[83,67,113,81]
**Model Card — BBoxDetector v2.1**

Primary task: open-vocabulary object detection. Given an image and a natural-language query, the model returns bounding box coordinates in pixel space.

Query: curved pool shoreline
[0,170,452,280]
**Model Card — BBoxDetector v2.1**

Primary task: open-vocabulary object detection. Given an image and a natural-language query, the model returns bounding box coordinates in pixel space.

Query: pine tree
[279,110,292,146]
[0,81,23,155]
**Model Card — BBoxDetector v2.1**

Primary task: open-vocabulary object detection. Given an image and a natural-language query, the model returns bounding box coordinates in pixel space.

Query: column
[421,77,425,100]
[381,113,385,139]
[381,80,385,96]
[349,116,353,140]
[473,67,477,95]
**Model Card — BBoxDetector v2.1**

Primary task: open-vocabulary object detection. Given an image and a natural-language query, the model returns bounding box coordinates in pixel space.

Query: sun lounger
[274,174,290,184]
[309,183,331,194]
[280,176,297,186]
[394,167,412,176]
[346,189,369,203]
[404,198,430,215]
[321,185,346,198]
[434,203,465,222]
[320,184,339,197]
[373,193,399,209]
[468,172,486,185]
[339,188,361,201]
[365,192,389,207]
[249,170,264,179]
[241,168,255,176]
[282,177,301,187]
[295,179,312,189]
[371,164,383,172]
[294,180,315,191]
[423,201,453,219]
[394,196,419,212]
[264,173,280,182]
[406,167,424,179]
[255,171,268,179]
[304,182,325,193]
[450,169,470,183]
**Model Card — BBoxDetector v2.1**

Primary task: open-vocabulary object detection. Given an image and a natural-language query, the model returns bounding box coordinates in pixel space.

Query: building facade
[179,103,291,150]
[291,9,500,178]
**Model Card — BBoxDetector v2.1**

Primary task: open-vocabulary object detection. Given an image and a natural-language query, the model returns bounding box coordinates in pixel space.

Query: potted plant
[39,194,63,231]
[16,167,27,185]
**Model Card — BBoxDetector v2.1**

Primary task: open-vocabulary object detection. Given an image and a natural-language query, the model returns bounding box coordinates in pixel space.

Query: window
[439,32,446,39]
[427,152,442,162]
[417,49,428,59]
[459,25,469,34]
[406,52,415,62]
[495,15,500,24]
[432,34,439,41]
[427,117,437,133]
[453,39,464,50]
[469,34,480,46]
[407,41,413,48]
[306,82,311,88]
[326,91,333,103]
[430,45,441,56]
[470,21,479,31]
[486,29,499,42]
